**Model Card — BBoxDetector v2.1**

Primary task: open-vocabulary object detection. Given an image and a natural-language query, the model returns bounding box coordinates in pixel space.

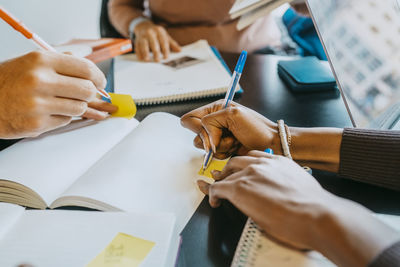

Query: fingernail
[211,170,220,178]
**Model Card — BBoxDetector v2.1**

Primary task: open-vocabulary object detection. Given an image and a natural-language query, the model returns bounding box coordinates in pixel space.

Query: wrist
[129,17,151,38]
[311,196,400,267]
[289,127,343,172]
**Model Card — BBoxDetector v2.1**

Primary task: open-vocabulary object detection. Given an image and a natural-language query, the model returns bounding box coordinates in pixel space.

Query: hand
[198,151,400,267]
[134,20,181,62]
[181,100,281,159]
[0,51,108,139]
[198,150,332,249]
[83,98,118,120]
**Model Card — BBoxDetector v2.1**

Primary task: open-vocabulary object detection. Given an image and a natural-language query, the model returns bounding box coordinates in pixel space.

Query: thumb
[201,108,237,153]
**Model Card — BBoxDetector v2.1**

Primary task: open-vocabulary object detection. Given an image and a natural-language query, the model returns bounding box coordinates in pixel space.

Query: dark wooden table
[1,53,399,267]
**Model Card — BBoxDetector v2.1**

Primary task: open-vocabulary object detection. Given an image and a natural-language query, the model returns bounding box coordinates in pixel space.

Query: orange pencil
[0,6,111,99]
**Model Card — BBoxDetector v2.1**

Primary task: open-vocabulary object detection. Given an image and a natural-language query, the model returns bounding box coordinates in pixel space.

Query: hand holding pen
[0,6,111,100]
[202,51,247,170]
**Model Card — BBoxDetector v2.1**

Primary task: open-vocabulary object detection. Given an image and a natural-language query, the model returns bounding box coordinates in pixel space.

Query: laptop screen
[306,0,400,128]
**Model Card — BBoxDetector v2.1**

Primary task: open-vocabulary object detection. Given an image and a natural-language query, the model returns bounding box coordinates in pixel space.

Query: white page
[115,40,231,104]
[236,0,291,30]
[230,0,277,18]
[0,118,139,206]
[0,210,175,267]
[0,203,24,240]
[57,113,206,233]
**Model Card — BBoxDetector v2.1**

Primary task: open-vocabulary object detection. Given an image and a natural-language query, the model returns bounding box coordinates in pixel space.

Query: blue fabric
[282,8,327,60]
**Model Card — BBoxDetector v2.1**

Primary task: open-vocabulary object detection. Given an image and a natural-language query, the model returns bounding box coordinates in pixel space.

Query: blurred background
[0,0,101,61]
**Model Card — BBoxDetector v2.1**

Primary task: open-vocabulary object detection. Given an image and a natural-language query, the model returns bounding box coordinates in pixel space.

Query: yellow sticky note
[198,158,230,179]
[109,93,137,119]
[86,232,155,267]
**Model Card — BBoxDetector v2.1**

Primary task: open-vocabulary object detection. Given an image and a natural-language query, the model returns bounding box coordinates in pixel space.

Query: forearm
[282,127,343,172]
[108,0,146,37]
[312,196,400,267]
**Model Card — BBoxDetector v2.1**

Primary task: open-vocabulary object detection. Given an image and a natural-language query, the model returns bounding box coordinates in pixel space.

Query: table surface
[1,53,399,267]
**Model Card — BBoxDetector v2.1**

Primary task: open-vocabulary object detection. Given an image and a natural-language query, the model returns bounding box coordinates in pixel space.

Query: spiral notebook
[231,214,400,267]
[114,40,240,105]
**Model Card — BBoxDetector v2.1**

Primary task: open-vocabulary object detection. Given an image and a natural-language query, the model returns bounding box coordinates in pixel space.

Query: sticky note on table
[86,232,155,267]
[198,158,230,179]
[109,93,137,119]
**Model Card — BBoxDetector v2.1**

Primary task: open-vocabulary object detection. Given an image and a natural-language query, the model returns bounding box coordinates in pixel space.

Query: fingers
[82,107,109,120]
[169,36,181,52]
[43,115,72,133]
[247,150,275,158]
[157,29,171,59]
[45,97,88,117]
[88,98,118,113]
[50,52,107,92]
[198,179,234,208]
[137,38,150,61]
[46,75,98,102]
[213,156,258,181]
[148,31,162,62]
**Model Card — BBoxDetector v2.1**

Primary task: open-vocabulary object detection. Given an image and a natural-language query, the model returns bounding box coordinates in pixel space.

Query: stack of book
[229,0,296,30]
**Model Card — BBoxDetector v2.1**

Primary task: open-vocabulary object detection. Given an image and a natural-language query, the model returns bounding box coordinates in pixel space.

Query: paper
[0,210,174,267]
[109,93,137,119]
[198,158,230,179]
[87,233,155,267]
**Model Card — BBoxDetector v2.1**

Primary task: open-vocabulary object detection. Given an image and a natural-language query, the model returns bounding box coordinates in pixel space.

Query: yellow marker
[109,93,137,119]
[86,232,155,267]
[198,158,230,179]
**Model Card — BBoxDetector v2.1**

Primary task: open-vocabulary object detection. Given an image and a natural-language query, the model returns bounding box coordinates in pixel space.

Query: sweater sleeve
[339,128,400,191]
[108,0,146,37]
[369,241,400,267]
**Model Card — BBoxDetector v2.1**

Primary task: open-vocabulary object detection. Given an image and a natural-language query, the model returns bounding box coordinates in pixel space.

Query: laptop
[306,0,400,130]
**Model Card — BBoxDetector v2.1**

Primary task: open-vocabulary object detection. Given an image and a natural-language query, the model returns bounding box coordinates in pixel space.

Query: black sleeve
[369,241,400,267]
[339,128,400,191]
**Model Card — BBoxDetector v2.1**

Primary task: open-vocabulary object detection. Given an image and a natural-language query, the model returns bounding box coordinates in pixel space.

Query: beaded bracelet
[277,120,292,159]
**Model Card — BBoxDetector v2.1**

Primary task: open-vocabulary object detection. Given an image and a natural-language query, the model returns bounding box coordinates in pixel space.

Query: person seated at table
[0,51,117,139]
[107,0,282,62]
[181,100,400,267]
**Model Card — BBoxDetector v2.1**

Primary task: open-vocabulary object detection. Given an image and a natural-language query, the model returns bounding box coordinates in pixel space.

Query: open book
[114,40,233,105]
[0,113,206,232]
[0,203,176,267]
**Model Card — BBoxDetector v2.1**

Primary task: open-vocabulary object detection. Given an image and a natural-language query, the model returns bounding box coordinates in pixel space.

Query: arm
[198,152,400,267]
[181,100,400,190]
[108,0,145,37]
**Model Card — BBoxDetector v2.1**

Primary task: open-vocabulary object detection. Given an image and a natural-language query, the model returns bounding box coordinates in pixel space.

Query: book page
[0,203,24,241]
[55,112,206,233]
[0,210,175,267]
[114,40,231,104]
[0,118,139,207]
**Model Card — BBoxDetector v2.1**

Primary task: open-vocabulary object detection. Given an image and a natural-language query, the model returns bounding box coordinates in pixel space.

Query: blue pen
[203,51,247,171]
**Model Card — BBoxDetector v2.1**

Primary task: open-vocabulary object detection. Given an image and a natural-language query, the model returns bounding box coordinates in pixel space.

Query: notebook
[231,214,400,267]
[0,203,176,267]
[229,0,292,19]
[0,112,211,233]
[114,40,237,105]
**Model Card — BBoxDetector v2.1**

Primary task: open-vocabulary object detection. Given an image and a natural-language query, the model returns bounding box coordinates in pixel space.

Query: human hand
[134,20,181,62]
[83,98,118,120]
[197,150,335,250]
[181,100,281,159]
[0,51,108,139]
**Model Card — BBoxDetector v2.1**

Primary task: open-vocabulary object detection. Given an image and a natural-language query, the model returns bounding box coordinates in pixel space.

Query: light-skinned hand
[0,51,116,139]
[134,20,181,62]
[181,100,281,159]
